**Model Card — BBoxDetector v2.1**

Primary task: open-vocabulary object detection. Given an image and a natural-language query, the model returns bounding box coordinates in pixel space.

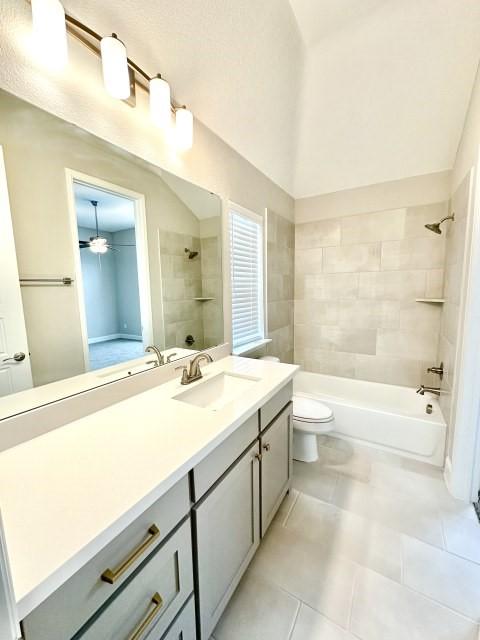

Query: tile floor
[212,435,480,640]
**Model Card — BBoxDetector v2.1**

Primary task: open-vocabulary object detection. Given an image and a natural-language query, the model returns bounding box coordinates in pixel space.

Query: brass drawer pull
[262,443,271,452]
[127,592,164,640]
[101,524,160,584]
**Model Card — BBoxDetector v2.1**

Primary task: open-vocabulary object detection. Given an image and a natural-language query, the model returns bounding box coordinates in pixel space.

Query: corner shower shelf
[415,298,445,303]
[193,297,215,302]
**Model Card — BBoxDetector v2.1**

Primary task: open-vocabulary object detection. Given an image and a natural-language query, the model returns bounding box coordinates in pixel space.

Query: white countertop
[0,356,298,620]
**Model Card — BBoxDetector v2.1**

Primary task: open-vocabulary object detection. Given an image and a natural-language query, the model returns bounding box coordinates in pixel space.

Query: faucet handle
[175,365,190,385]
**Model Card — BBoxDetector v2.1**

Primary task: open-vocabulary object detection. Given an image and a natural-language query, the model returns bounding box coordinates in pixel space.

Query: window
[230,205,265,352]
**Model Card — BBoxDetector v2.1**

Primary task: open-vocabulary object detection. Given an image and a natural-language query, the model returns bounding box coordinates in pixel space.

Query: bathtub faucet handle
[416,385,425,395]
[427,362,444,380]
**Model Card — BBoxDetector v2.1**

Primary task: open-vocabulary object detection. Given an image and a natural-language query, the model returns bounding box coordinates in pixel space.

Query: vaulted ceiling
[65,1,480,199]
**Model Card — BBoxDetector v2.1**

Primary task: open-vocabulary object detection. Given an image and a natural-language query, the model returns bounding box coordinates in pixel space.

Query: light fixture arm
[62,12,178,114]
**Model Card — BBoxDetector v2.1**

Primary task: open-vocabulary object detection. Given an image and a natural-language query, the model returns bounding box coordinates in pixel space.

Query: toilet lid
[293,395,333,422]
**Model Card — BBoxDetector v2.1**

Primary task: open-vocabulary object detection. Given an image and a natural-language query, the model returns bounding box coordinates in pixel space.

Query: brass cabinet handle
[101,524,160,584]
[127,592,164,640]
[254,453,262,461]
[262,443,271,452]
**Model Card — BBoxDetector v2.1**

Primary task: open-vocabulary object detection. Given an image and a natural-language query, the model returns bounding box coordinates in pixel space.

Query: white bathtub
[294,371,446,466]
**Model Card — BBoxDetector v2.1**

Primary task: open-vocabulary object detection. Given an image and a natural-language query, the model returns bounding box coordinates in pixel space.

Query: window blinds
[230,209,264,349]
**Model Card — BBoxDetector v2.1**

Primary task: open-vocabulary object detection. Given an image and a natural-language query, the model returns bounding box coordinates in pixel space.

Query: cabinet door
[260,403,292,536]
[146,596,196,640]
[194,442,260,639]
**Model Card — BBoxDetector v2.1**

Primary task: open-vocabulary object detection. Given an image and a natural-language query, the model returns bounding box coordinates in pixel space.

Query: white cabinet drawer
[76,520,193,640]
[192,413,258,500]
[22,476,190,640]
[259,381,293,431]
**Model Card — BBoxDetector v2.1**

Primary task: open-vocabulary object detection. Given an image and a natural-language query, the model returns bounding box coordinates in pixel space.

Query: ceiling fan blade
[110,243,136,247]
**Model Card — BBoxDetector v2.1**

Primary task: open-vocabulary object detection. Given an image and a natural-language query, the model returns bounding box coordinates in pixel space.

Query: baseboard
[88,334,142,344]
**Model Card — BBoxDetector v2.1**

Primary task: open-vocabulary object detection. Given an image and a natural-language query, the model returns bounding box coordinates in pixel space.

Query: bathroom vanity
[0,356,297,639]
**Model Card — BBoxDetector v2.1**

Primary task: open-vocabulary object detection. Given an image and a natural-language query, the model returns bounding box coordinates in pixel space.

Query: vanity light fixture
[150,74,172,128]
[175,106,194,151]
[31,0,68,71]
[28,2,194,149]
[100,33,130,100]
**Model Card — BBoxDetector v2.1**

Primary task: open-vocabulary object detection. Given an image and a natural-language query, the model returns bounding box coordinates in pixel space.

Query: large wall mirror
[0,89,224,413]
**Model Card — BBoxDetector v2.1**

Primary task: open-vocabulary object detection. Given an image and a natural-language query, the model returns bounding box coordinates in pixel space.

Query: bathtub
[294,371,446,466]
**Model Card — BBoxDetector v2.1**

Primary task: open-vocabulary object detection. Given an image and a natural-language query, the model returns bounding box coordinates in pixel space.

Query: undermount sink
[173,371,260,411]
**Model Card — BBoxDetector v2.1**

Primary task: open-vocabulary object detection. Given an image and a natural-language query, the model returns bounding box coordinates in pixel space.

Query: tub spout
[417,385,441,396]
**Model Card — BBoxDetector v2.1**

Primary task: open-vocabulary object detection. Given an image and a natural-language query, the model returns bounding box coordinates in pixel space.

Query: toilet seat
[293,395,333,423]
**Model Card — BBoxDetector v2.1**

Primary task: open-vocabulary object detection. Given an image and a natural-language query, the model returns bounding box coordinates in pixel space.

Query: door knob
[3,352,26,363]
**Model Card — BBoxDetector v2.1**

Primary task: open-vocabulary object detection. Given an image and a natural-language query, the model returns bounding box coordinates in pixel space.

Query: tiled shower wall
[200,219,224,349]
[266,211,295,363]
[438,173,471,459]
[160,231,205,350]
[294,203,448,387]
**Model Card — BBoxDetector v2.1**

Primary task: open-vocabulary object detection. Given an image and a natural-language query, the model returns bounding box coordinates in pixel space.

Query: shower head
[185,248,199,259]
[424,213,455,235]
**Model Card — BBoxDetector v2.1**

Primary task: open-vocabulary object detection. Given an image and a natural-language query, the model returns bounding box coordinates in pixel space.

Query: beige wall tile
[355,354,424,387]
[341,209,405,245]
[358,270,426,301]
[295,324,376,355]
[404,202,449,238]
[324,243,381,273]
[398,301,442,333]
[425,269,444,298]
[377,329,438,361]
[300,349,357,378]
[296,219,341,249]
[296,248,323,274]
[304,273,359,300]
[338,300,399,330]
[381,237,446,271]
[295,300,339,326]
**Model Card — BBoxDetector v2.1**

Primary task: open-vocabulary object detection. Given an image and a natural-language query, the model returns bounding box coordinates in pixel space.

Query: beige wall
[265,211,295,363]
[0,91,221,385]
[294,202,447,387]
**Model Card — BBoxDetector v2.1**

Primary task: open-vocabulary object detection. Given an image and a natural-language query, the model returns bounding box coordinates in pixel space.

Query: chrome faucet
[427,362,444,380]
[416,385,441,397]
[145,345,164,367]
[176,353,213,385]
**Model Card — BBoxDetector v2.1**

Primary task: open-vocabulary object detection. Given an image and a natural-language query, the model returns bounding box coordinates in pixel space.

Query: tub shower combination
[293,371,446,467]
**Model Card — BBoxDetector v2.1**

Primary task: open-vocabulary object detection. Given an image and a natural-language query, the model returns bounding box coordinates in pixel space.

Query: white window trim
[229,202,268,355]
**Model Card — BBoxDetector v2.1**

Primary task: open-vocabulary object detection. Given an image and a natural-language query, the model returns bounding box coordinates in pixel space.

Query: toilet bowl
[293,394,334,462]
[258,356,334,463]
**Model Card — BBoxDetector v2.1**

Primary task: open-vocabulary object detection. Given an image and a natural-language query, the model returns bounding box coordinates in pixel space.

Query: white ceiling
[74,183,135,232]
[65,0,303,196]
[292,0,480,197]
[65,0,480,199]
[289,0,387,47]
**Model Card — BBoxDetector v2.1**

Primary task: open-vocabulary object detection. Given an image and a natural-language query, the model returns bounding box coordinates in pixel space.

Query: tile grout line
[346,564,359,633]
[286,599,301,640]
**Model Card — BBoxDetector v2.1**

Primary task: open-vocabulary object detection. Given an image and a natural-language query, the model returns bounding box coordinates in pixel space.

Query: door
[193,441,260,639]
[260,403,292,536]
[0,146,32,396]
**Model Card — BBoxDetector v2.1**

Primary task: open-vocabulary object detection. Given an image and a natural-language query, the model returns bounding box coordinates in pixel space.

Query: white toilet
[259,356,335,463]
[292,394,334,462]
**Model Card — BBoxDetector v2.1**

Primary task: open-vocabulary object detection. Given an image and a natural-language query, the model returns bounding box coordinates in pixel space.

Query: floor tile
[351,567,479,640]
[330,474,445,547]
[370,461,469,515]
[292,459,339,501]
[402,536,480,621]
[317,444,371,483]
[290,603,356,640]
[212,571,299,640]
[249,523,358,628]
[443,514,480,564]
[285,493,402,581]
